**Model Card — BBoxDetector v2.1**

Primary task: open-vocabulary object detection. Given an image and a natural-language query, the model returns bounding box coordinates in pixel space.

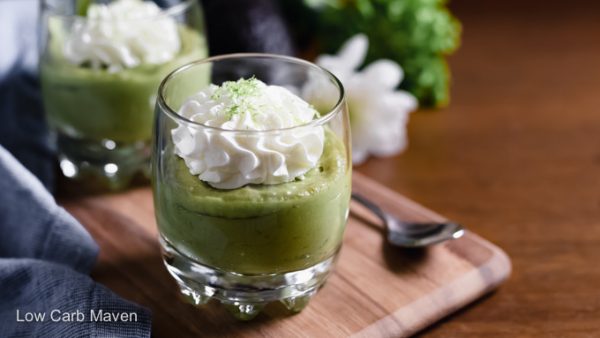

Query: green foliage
[287,0,461,107]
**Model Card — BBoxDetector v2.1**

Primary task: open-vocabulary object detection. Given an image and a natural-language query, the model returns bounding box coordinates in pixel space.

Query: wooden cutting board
[60,172,511,337]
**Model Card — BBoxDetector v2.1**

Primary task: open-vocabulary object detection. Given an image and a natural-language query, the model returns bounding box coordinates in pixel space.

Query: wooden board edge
[351,233,512,338]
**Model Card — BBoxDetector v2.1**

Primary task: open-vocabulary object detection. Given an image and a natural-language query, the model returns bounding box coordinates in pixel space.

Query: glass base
[160,236,336,320]
[55,132,150,191]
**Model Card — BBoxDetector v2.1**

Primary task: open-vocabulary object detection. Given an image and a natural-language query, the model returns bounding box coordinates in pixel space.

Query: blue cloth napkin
[0,146,152,337]
[0,0,55,191]
[1,3,150,336]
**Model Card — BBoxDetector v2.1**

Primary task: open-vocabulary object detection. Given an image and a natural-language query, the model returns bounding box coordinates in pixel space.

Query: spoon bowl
[352,193,466,248]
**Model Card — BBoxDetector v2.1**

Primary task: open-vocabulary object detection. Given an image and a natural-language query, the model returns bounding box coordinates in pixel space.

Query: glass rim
[42,0,195,21]
[157,53,346,134]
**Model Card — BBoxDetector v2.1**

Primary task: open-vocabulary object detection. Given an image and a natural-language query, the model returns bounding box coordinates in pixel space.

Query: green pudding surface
[155,130,351,274]
[41,26,207,143]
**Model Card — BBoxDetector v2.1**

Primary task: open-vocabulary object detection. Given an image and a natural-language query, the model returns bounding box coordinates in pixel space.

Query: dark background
[358,0,600,335]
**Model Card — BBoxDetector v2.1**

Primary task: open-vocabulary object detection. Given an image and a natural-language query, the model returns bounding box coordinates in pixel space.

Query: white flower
[316,34,418,165]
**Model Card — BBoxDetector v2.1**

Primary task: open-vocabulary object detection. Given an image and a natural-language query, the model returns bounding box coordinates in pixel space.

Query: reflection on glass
[153,54,351,319]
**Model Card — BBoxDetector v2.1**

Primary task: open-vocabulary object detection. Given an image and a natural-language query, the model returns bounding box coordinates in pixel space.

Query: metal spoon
[351,193,466,247]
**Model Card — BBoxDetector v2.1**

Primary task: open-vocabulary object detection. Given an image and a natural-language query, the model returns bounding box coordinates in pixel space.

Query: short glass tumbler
[152,54,351,319]
[40,0,208,190]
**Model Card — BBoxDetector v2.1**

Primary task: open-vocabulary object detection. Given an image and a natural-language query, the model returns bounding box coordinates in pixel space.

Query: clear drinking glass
[39,0,207,190]
[153,54,351,319]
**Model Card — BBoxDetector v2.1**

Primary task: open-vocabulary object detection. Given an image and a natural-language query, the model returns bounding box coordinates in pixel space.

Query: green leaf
[286,0,462,108]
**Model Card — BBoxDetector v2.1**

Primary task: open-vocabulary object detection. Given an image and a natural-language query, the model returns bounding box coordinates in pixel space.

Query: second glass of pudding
[153,54,351,319]
[40,0,207,190]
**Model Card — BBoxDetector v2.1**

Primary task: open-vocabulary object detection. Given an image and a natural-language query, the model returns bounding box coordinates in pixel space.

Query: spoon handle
[351,192,389,227]
[351,172,466,247]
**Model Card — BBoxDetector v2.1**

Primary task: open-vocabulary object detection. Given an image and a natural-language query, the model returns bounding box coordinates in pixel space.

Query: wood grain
[52,1,600,336]
[61,174,510,337]
[354,1,600,336]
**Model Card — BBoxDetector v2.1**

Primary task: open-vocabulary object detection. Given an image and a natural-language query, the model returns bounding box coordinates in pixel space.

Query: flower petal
[336,34,368,70]
[361,59,403,90]
[370,126,408,157]
[315,55,350,76]
[352,148,369,165]
[383,91,418,112]
[315,33,419,164]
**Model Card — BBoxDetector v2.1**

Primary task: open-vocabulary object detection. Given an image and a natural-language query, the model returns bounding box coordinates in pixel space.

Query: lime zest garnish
[209,77,321,124]
[211,76,263,120]
[211,76,260,101]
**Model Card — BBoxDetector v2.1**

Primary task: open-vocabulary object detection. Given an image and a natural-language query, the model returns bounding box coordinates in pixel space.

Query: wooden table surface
[356,1,600,336]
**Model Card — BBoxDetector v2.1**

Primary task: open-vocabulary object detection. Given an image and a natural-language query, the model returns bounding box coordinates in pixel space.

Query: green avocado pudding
[153,57,351,319]
[156,129,350,274]
[154,77,351,274]
[39,0,208,189]
[41,27,207,143]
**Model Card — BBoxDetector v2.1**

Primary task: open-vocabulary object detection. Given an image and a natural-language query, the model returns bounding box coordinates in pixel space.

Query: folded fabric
[1,259,152,338]
[0,146,151,338]
[0,146,96,268]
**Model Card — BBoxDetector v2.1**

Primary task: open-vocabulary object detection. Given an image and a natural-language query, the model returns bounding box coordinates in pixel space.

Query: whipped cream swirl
[171,78,325,190]
[64,0,181,72]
